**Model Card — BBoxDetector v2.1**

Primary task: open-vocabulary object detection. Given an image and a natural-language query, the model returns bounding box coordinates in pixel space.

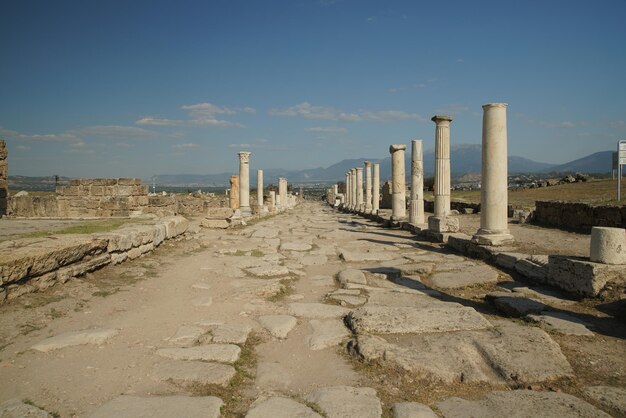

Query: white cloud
[137,102,254,128]
[136,117,184,126]
[0,126,80,143]
[69,125,160,140]
[228,143,252,148]
[173,142,200,150]
[270,102,424,123]
[305,126,348,133]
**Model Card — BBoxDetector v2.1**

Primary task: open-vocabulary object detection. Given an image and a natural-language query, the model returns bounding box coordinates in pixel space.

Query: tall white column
[389,144,407,220]
[257,169,265,213]
[269,190,276,212]
[372,163,380,214]
[238,152,251,216]
[350,168,357,211]
[364,161,372,213]
[409,139,425,224]
[356,167,364,212]
[429,115,459,233]
[345,172,350,208]
[278,177,287,210]
[472,103,514,245]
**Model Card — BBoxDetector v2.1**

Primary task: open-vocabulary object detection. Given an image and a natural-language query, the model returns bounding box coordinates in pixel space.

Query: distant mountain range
[8,146,615,189]
[151,145,613,186]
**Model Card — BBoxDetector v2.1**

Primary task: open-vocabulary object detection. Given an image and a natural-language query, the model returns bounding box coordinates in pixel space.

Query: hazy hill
[543,151,613,174]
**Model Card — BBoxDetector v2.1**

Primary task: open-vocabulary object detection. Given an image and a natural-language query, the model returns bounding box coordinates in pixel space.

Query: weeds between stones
[22,399,60,418]
[187,333,263,418]
[267,277,297,302]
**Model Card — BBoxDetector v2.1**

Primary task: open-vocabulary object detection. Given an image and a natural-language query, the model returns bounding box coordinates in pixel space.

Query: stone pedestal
[0,140,7,217]
[409,139,424,225]
[472,104,514,245]
[429,115,458,232]
[229,175,240,209]
[372,163,380,214]
[364,161,372,213]
[590,227,626,265]
[389,144,407,221]
[238,152,251,216]
[356,167,364,212]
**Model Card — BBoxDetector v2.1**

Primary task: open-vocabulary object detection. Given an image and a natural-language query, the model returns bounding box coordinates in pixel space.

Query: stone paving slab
[89,395,223,418]
[527,312,594,336]
[246,265,291,277]
[306,319,351,350]
[156,344,241,363]
[31,328,118,352]
[305,386,382,418]
[392,402,438,418]
[166,325,206,346]
[288,302,350,318]
[246,396,322,418]
[339,249,396,262]
[153,360,236,386]
[211,323,252,344]
[428,265,499,289]
[347,305,492,334]
[337,268,367,287]
[0,399,52,417]
[583,385,626,416]
[437,390,611,418]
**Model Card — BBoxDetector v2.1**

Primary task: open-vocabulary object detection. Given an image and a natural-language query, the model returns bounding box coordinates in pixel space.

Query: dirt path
[0,202,624,417]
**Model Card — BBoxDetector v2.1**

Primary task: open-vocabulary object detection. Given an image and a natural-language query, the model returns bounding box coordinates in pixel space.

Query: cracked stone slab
[31,328,118,352]
[337,269,367,287]
[487,294,548,317]
[328,293,367,306]
[339,249,395,262]
[288,302,350,318]
[429,265,499,289]
[166,325,206,346]
[526,312,594,336]
[0,399,51,417]
[393,402,438,418]
[246,396,322,418]
[212,323,252,344]
[280,242,313,251]
[437,390,611,418]
[257,315,297,338]
[246,265,291,277]
[433,261,477,272]
[305,386,382,418]
[583,386,626,416]
[399,263,435,276]
[153,360,236,386]
[347,305,492,334]
[89,395,223,418]
[156,344,241,363]
[306,319,351,350]
[353,321,573,384]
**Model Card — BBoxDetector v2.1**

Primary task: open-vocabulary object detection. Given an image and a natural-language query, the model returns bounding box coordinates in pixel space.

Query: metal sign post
[617,140,626,202]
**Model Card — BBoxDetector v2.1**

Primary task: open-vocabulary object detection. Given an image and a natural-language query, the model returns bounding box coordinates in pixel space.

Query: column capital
[364,160,371,167]
[389,144,407,153]
[238,151,251,162]
[356,167,363,172]
[431,115,453,124]
[482,103,508,109]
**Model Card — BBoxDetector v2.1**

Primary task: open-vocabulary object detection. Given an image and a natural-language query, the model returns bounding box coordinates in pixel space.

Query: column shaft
[432,117,452,217]
[410,139,425,224]
[389,144,407,220]
[364,161,372,212]
[356,167,364,211]
[351,169,357,211]
[238,152,251,214]
[257,169,264,209]
[372,163,380,213]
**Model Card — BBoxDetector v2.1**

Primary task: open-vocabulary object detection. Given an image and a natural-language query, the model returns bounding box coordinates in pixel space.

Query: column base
[240,206,252,217]
[428,216,460,233]
[471,231,515,246]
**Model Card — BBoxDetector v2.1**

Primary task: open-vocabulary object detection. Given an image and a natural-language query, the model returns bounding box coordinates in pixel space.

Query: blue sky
[1,0,625,178]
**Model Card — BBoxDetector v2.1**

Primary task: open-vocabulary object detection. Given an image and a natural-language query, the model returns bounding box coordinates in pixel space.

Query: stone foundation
[534,200,626,232]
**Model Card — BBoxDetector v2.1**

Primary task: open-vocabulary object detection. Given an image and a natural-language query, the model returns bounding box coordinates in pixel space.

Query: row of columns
[337,103,513,246]
[232,152,292,216]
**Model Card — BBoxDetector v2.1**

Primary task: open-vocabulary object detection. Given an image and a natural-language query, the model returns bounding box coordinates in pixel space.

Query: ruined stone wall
[0,140,7,217]
[534,201,626,232]
[144,194,228,217]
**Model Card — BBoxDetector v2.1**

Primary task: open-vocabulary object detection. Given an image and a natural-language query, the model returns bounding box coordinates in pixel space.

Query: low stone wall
[534,201,626,232]
[424,200,481,214]
[0,216,188,303]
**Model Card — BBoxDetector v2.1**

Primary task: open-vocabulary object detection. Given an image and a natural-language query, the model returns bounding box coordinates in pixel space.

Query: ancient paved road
[0,201,624,417]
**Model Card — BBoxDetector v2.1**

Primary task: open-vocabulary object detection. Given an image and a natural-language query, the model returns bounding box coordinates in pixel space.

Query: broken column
[238,151,251,216]
[389,144,407,220]
[472,103,514,245]
[257,169,266,214]
[364,161,372,213]
[372,163,380,214]
[409,139,425,225]
[269,190,276,212]
[345,172,350,209]
[229,175,240,209]
[590,227,626,265]
[0,140,7,217]
[278,177,288,210]
[356,167,364,212]
[428,115,459,232]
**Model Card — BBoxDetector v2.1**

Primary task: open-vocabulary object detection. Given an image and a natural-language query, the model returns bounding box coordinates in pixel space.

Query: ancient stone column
[356,167,364,212]
[238,152,251,216]
[229,175,240,209]
[372,163,380,214]
[364,161,372,213]
[428,115,459,233]
[350,168,357,211]
[257,169,265,213]
[389,144,407,220]
[0,140,7,217]
[269,190,276,212]
[278,177,288,210]
[472,104,514,245]
[409,139,425,224]
[345,172,350,209]
[590,227,626,265]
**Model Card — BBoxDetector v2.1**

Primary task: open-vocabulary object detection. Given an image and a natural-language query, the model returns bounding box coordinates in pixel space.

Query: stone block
[428,216,460,233]
[90,185,104,196]
[514,256,548,282]
[547,255,626,297]
[590,226,626,265]
[118,178,141,186]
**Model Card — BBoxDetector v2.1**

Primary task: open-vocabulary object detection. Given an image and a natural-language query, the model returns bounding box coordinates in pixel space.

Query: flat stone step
[89,395,223,418]
[31,328,118,352]
[156,344,241,363]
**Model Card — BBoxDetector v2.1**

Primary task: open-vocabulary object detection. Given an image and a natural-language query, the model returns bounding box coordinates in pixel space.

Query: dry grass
[430,179,626,208]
